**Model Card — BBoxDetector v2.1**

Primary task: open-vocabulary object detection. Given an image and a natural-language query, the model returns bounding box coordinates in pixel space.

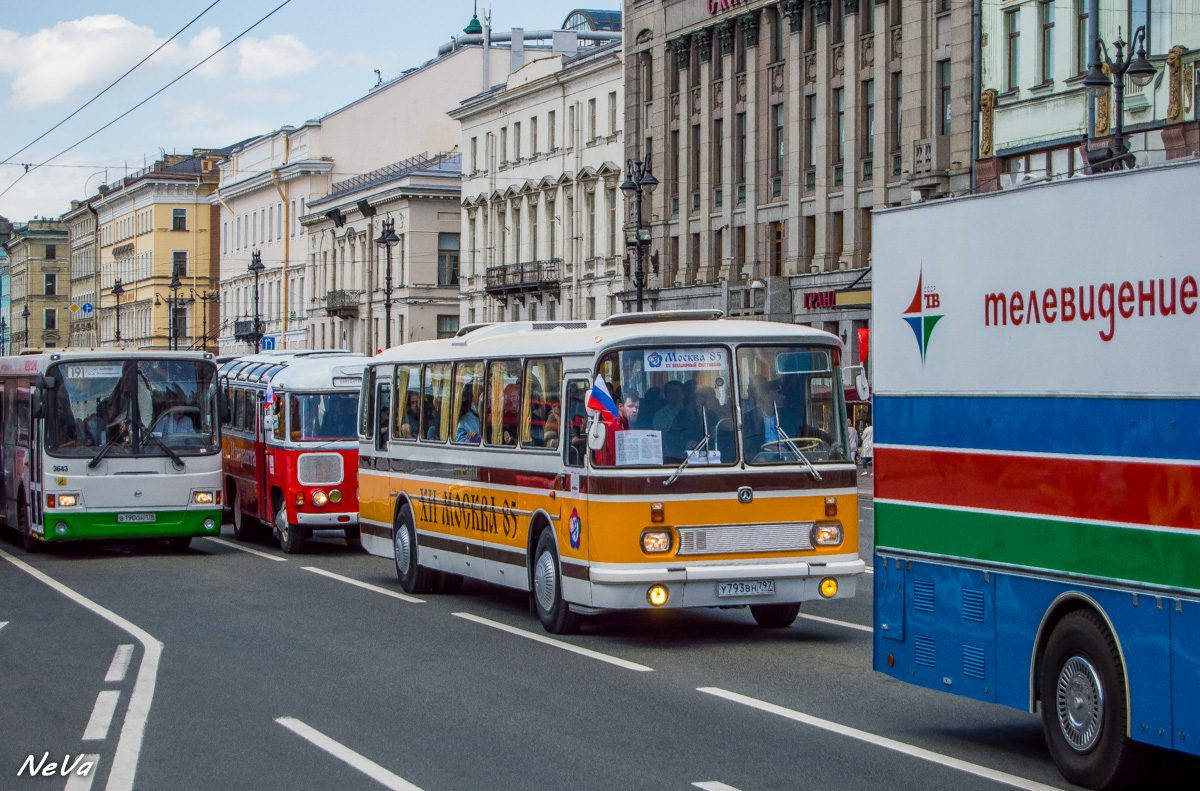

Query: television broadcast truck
[871,159,1198,790]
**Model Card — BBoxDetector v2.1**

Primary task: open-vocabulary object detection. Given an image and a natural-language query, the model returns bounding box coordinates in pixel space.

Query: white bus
[1,350,224,551]
[358,312,864,633]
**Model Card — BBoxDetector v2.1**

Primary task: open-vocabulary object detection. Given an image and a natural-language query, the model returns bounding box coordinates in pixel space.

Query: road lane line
[202,537,287,562]
[105,644,135,683]
[799,613,873,633]
[64,754,101,791]
[0,621,7,631]
[82,691,121,740]
[693,782,742,790]
[302,567,425,604]
[452,612,653,672]
[276,717,425,791]
[0,549,161,791]
[698,687,1064,791]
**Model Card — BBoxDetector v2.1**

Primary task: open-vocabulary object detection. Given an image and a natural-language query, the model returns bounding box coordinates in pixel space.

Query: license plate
[717,579,776,598]
[117,513,156,524]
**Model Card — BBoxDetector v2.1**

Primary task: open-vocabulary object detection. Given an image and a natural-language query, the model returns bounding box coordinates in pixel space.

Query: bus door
[562,377,590,566]
[28,379,44,532]
[253,388,270,520]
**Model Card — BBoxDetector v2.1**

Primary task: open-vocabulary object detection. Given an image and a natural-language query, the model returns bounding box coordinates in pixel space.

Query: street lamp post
[249,249,265,354]
[111,279,125,345]
[375,218,400,350]
[1083,26,1157,172]
[197,290,219,352]
[620,152,658,313]
[0,316,7,356]
[21,305,30,352]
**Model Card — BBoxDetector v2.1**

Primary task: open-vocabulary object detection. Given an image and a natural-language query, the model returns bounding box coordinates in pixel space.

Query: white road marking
[302,567,425,604]
[202,537,287,562]
[82,691,121,740]
[693,782,742,791]
[453,612,653,672]
[276,717,425,791]
[798,613,873,633]
[0,549,162,791]
[105,644,135,683]
[63,754,101,791]
[699,687,1065,791]
[0,621,7,630]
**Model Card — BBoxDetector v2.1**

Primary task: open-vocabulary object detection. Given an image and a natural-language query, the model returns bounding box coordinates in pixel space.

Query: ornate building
[62,199,98,348]
[4,219,69,352]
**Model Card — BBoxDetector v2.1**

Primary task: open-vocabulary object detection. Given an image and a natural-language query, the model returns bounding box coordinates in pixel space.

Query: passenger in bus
[500,383,520,445]
[652,380,685,433]
[742,379,786,461]
[400,392,420,439]
[635,387,664,431]
[593,387,634,466]
[324,402,358,439]
[455,387,481,443]
[154,395,196,435]
[422,396,441,440]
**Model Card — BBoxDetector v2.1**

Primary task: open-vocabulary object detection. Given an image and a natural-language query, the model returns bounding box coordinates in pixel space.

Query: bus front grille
[675,522,814,555]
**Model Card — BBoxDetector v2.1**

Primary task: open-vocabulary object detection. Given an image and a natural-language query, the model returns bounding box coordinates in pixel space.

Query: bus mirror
[218,392,232,424]
[32,391,45,420]
[37,374,58,390]
[855,373,871,401]
[263,413,279,431]
[587,416,607,451]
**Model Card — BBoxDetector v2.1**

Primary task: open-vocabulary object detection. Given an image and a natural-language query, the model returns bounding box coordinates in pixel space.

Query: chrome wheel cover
[275,507,289,542]
[394,523,412,576]
[534,549,557,613]
[1057,655,1104,752]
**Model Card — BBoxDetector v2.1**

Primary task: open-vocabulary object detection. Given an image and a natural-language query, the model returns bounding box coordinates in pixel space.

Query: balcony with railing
[485,260,562,301]
[324,289,361,318]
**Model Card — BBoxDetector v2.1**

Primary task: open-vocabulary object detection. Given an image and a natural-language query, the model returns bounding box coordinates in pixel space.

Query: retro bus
[0,350,223,551]
[357,311,864,633]
[219,351,366,554]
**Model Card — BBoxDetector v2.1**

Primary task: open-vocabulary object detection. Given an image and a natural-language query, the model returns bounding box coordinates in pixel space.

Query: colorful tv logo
[902,269,943,364]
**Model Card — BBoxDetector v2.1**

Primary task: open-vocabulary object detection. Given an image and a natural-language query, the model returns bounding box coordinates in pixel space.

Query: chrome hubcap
[1057,656,1104,751]
[276,508,288,542]
[534,550,557,613]
[395,524,412,576]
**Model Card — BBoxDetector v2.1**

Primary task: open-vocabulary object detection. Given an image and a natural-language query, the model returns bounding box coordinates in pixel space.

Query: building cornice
[451,48,623,121]
[215,160,334,203]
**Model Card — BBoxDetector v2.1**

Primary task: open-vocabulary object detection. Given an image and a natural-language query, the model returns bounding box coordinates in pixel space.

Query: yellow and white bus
[357,311,863,633]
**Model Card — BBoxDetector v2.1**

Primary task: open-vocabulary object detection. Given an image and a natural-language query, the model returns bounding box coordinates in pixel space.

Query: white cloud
[178,27,231,80]
[0,15,162,109]
[237,34,317,82]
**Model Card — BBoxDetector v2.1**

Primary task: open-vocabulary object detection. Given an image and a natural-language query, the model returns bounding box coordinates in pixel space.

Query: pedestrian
[846,419,859,465]
[860,423,874,472]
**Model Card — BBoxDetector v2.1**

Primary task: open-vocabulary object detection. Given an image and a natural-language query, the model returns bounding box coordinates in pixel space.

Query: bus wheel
[750,602,801,628]
[533,531,581,635]
[232,490,258,542]
[344,525,362,551]
[167,536,192,551]
[393,505,435,594]
[1040,610,1145,790]
[276,503,306,555]
[18,494,41,554]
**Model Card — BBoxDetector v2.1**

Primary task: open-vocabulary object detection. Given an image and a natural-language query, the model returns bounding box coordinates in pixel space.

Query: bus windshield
[290,393,358,442]
[736,345,850,465]
[46,359,219,457]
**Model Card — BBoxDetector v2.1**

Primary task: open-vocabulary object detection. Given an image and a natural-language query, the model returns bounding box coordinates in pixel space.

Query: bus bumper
[295,511,359,527]
[40,509,222,541]
[583,557,864,609]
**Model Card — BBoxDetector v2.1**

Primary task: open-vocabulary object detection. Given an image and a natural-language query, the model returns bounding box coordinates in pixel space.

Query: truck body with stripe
[871,159,1199,790]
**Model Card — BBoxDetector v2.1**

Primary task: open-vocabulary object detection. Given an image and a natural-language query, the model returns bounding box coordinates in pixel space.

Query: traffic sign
[82,303,93,314]
[69,303,80,313]
[262,336,276,350]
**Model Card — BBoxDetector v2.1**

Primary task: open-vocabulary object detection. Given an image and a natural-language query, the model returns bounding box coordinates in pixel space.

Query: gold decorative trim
[979,88,997,158]
[1166,46,1186,124]
[1095,62,1112,137]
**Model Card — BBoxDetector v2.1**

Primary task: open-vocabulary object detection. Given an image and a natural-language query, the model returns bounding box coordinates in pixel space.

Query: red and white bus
[218,351,366,553]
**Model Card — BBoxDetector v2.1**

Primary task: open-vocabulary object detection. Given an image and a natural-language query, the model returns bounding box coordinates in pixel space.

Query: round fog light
[311,490,328,507]
[329,489,342,504]
[55,522,68,535]
[819,577,838,598]
[647,584,669,607]
[203,518,216,531]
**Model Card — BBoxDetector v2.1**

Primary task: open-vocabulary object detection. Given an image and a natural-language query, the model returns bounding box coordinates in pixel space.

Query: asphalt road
[2,472,1195,791]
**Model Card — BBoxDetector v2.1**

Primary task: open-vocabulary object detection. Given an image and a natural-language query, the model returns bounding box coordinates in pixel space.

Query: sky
[0,0,615,220]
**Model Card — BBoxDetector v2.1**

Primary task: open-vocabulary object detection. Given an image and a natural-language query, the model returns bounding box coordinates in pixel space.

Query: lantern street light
[249,249,265,353]
[620,152,658,312]
[21,305,30,351]
[1082,26,1157,172]
[0,316,7,356]
[111,279,125,345]
[375,218,400,350]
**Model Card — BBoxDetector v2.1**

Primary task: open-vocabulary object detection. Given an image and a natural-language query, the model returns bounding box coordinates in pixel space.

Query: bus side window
[233,390,244,432]
[522,358,562,449]
[393,364,420,441]
[17,383,30,446]
[375,382,390,453]
[450,361,484,445]
[422,363,451,442]
[485,360,521,447]
[564,379,588,468]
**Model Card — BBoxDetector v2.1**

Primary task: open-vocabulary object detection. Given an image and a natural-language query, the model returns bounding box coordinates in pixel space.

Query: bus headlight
[192,491,215,505]
[57,494,78,508]
[311,490,329,507]
[647,584,670,606]
[819,577,839,598]
[328,489,343,504]
[641,530,672,553]
[812,524,843,546]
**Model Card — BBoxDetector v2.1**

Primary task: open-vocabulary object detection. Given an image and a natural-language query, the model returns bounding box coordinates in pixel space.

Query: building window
[1040,0,1055,84]
[936,0,950,13]
[863,0,875,34]
[173,251,188,278]
[548,110,556,149]
[236,216,241,249]
[569,106,576,146]
[771,8,785,61]
[607,187,617,256]
[547,198,556,257]
[436,315,459,340]
[1005,9,1021,91]
[45,244,56,259]
[937,60,951,136]
[471,137,478,171]
[587,190,596,258]
[891,73,903,153]
[609,91,618,134]
[531,117,538,155]
[736,20,747,72]
[834,88,845,162]
[514,122,521,160]
[773,104,785,174]
[513,207,522,262]
[736,112,747,184]
[44,272,56,295]
[500,127,508,162]
[832,0,844,45]
[770,221,783,277]
[438,233,460,286]
[862,79,875,152]
[291,200,296,236]
[806,95,817,168]
[861,208,873,263]
[589,98,597,140]
[172,208,187,231]
[45,308,57,331]
[712,118,724,180]
[1075,0,1089,74]
[586,297,596,320]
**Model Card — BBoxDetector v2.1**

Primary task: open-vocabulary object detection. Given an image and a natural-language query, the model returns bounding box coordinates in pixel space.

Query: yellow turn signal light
[647,584,669,606]
[825,496,837,517]
[819,577,839,598]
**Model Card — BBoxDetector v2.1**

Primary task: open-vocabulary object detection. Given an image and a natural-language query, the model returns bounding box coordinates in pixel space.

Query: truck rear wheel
[1040,610,1145,790]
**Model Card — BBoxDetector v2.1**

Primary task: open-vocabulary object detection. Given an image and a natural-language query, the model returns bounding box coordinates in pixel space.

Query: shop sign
[707,0,753,14]
[803,290,837,309]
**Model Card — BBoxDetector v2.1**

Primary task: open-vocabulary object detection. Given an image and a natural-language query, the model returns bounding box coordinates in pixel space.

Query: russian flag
[588,375,620,425]
[264,383,276,405]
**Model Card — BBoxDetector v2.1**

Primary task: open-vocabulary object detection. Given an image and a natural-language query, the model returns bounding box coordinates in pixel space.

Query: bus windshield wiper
[87,434,120,469]
[664,406,711,488]
[773,402,821,481]
[142,431,185,470]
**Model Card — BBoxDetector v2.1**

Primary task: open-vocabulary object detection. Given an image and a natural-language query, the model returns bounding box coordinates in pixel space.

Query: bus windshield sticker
[616,430,663,466]
[65,364,123,379]
[643,348,728,372]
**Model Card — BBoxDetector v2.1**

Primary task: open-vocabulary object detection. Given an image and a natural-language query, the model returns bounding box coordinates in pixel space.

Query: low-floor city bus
[219,351,366,553]
[357,311,864,633]
[0,350,224,551]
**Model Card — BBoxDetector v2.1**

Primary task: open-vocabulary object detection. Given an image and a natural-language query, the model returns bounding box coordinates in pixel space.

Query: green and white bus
[0,350,224,551]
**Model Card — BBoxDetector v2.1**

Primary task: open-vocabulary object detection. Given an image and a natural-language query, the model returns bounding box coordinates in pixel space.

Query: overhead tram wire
[0,0,295,202]
[0,0,225,168]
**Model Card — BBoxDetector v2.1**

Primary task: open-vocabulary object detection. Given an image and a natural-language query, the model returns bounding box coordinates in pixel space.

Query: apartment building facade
[62,200,99,348]
[4,219,70,353]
